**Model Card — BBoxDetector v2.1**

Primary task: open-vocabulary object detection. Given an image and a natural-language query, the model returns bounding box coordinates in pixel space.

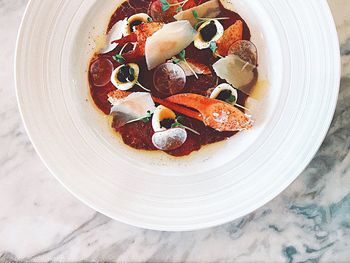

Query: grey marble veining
[0,0,349,262]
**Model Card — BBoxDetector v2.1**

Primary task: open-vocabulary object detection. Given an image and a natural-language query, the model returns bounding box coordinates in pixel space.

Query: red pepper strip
[152,96,203,121]
[111,33,137,45]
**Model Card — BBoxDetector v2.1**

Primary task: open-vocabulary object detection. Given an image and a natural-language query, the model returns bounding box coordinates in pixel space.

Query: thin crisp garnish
[234,103,251,112]
[171,116,200,135]
[135,82,150,92]
[126,110,153,124]
[171,50,198,79]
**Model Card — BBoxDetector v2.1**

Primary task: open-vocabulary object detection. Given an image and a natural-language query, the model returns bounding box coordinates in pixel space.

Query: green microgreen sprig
[215,90,250,112]
[171,116,200,135]
[171,50,198,79]
[125,66,150,92]
[142,110,152,123]
[112,54,126,64]
[225,94,237,104]
[112,41,131,64]
[209,41,223,58]
[160,0,188,13]
[126,110,153,124]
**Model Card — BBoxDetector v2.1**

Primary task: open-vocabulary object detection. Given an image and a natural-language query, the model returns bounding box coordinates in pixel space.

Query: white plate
[16,0,340,231]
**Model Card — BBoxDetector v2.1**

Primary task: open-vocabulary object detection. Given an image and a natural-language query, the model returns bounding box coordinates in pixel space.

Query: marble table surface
[1,0,349,262]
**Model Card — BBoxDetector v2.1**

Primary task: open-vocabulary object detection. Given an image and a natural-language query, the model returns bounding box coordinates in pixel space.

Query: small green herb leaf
[209,41,217,53]
[171,117,183,128]
[225,94,237,104]
[178,50,186,60]
[171,122,179,128]
[112,54,126,64]
[176,6,182,13]
[172,58,181,64]
[142,110,152,123]
[160,0,170,11]
[127,111,152,124]
[129,67,135,76]
[162,4,170,11]
[147,17,153,22]
[192,10,199,19]
[194,21,203,30]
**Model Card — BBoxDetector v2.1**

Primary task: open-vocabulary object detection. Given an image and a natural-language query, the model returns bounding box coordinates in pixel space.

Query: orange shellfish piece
[166,93,253,132]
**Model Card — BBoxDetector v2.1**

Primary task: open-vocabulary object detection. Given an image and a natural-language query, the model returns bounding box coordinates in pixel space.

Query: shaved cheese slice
[213,55,257,95]
[110,92,156,128]
[100,19,126,54]
[145,21,196,70]
[174,0,221,26]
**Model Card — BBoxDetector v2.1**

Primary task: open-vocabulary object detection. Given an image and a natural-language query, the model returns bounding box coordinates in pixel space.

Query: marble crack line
[22,212,111,261]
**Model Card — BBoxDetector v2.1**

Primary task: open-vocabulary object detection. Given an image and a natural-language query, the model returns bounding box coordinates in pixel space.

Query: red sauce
[89,0,252,156]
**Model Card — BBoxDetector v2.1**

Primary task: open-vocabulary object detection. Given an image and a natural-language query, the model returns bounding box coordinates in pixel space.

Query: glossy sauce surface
[89,0,252,156]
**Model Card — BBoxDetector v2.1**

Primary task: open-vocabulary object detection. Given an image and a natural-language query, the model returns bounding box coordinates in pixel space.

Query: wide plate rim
[15,0,340,231]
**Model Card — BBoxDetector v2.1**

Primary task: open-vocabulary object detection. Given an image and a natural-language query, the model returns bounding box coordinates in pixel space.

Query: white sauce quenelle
[145,20,197,70]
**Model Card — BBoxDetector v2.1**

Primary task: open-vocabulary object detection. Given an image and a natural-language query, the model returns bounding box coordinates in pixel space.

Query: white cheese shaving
[145,21,196,70]
[110,92,156,128]
[100,19,126,54]
[174,0,221,26]
[213,55,256,94]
